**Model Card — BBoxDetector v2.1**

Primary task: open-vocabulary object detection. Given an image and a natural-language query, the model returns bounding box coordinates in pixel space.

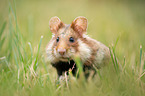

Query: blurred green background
[1,0,145,58]
[0,0,145,96]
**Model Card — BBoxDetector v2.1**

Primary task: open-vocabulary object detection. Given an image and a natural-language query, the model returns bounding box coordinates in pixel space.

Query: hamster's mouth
[61,60,77,75]
[59,57,72,62]
[52,60,77,76]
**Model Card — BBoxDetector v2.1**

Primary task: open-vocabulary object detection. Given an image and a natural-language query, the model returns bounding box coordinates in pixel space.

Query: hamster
[46,16,110,79]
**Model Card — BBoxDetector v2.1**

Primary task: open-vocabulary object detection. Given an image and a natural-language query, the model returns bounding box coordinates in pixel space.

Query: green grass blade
[74,57,83,75]
[123,56,126,67]
[114,35,120,51]
[9,2,15,21]
[143,60,145,71]
[139,45,142,67]
[0,21,6,39]
[74,56,85,83]
[28,42,33,65]
[13,38,24,63]
[0,36,6,50]
[112,46,119,71]
[92,64,102,79]
[34,36,43,71]
[12,46,19,69]
[0,21,6,51]
[109,47,117,72]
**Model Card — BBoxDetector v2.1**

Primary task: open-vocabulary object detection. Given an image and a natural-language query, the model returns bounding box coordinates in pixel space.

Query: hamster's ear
[71,16,87,35]
[49,16,65,34]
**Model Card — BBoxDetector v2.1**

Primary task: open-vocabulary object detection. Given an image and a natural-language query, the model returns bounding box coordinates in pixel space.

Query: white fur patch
[82,34,94,40]
[46,40,58,63]
[52,34,55,38]
[82,34,89,38]
[77,39,92,63]
[83,34,105,66]
[95,48,105,66]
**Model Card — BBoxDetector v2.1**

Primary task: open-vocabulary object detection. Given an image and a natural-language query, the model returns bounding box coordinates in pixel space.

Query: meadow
[0,0,145,96]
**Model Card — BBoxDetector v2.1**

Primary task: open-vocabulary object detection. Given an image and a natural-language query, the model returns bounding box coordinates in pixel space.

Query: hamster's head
[47,16,88,62]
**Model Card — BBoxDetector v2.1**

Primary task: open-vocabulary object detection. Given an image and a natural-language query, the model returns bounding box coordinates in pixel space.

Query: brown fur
[46,16,110,79]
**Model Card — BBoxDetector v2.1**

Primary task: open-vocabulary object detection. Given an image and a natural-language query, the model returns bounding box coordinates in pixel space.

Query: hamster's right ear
[49,16,65,34]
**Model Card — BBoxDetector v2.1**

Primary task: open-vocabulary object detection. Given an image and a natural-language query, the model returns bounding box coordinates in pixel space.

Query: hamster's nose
[58,48,66,56]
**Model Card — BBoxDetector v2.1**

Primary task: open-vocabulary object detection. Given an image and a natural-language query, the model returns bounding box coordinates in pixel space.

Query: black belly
[51,60,77,76]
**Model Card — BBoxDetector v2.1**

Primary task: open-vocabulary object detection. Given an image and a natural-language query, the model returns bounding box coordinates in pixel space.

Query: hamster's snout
[57,48,66,56]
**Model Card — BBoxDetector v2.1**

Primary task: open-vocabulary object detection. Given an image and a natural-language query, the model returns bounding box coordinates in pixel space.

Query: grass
[0,0,145,96]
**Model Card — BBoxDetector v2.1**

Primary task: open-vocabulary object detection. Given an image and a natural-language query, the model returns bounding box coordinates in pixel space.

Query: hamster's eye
[69,37,74,43]
[56,37,59,42]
